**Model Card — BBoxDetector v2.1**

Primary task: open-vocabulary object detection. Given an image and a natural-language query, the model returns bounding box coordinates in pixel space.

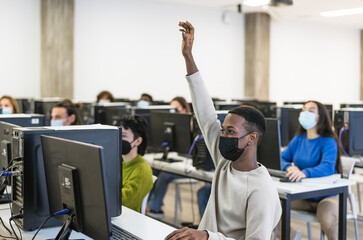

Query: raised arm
[178,21,198,76]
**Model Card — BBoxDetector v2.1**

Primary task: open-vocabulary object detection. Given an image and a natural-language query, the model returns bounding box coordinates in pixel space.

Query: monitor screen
[150,111,192,157]
[41,135,112,239]
[93,103,130,124]
[34,99,61,125]
[257,118,282,171]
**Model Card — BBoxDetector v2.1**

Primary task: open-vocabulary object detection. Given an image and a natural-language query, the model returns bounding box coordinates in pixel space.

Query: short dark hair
[97,90,114,102]
[140,93,153,103]
[228,106,266,145]
[120,115,148,155]
[54,99,82,125]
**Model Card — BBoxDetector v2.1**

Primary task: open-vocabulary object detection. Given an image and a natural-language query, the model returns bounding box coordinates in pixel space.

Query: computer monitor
[41,135,112,239]
[214,101,242,111]
[340,103,363,109]
[34,99,62,125]
[16,98,34,114]
[10,125,120,231]
[78,102,95,124]
[150,111,192,159]
[257,118,282,171]
[133,106,176,152]
[279,106,301,146]
[0,114,44,127]
[334,108,363,156]
[93,102,129,124]
[191,111,228,171]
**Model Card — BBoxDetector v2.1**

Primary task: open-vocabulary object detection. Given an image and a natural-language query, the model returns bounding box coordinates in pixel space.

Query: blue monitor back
[0,114,44,127]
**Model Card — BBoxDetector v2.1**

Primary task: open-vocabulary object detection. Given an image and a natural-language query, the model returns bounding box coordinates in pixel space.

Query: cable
[8,219,19,240]
[0,217,13,236]
[31,209,69,240]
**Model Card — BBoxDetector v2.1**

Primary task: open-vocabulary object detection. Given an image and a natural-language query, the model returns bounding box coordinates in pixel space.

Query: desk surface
[0,205,176,240]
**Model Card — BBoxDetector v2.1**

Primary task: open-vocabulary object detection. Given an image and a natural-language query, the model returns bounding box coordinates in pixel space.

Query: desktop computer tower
[10,125,121,231]
[192,138,214,171]
[334,109,363,156]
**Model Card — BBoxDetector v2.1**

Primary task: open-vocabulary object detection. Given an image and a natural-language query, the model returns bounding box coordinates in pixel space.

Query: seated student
[0,95,20,114]
[147,96,193,219]
[120,115,153,212]
[281,100,341,240]
[165,21,281,240]
[50,99,82,126]
[97,90,115,103]
[137,93,153,107]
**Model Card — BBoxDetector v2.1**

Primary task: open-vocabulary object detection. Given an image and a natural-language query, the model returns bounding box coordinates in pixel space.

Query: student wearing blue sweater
[281,100,341,240]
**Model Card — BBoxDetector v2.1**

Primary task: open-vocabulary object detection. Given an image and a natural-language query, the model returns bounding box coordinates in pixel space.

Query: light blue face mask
[1,107,12,114]
[137,100,150,108]
[50,119,64,127]
[298,111,318,130]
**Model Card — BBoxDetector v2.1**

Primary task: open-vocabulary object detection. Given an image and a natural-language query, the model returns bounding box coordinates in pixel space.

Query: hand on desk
[286,165,306,182]
[165,227,208,240]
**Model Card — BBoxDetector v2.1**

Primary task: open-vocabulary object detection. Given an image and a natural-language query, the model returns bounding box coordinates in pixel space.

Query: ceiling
[151,0,363,29]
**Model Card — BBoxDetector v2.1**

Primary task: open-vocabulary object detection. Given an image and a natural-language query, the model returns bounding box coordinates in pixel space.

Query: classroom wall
[0,0,361,106]
[0,0,40,98]
[270,20,360,106]
[73,0,245,102]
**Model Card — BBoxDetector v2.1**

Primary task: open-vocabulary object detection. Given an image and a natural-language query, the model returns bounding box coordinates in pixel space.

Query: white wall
[74,0,244,102]
[0,0,40,98]
[270,20,360,106]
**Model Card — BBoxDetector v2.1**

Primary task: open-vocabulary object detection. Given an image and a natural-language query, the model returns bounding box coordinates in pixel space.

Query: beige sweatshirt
[187,71,282,240]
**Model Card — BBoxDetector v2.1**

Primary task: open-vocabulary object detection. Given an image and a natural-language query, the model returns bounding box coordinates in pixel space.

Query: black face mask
[219,133,249,161]
[122,139,136,155]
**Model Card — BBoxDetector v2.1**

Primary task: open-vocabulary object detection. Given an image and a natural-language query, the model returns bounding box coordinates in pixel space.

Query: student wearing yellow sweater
[120,115,153,212]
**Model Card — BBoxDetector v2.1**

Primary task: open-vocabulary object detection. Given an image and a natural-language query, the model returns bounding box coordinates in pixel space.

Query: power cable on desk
[31,208,69,240]
[0,217,16,239]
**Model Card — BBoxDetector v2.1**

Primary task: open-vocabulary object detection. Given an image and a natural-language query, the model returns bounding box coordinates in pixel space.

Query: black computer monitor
[0,114,44,127]
[150,111,192,159]
[191,111,228,171]
[34,99,61,125]
[257,118,282,171]
[78,102,94,125]
[104,107,132,126]
[334,108,363,156]
[41,135,112,239]
[93,103,129,124]
[16,98,34,114]
[279,106,301,146]
[134,106,176,152]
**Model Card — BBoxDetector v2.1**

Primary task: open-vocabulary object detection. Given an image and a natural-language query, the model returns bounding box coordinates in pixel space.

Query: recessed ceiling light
[321,7,363,17]
[243,0,270,7]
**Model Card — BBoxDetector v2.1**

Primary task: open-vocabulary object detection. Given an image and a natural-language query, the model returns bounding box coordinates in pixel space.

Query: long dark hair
[296,100,342,174]
[171,96,191,113]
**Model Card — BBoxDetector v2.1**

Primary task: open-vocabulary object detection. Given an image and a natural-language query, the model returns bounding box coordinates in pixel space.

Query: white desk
[146,152,354,240]
[0,205,176,240]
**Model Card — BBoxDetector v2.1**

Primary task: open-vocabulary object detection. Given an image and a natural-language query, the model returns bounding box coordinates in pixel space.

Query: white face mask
[1,107,12,114]
[50,119,64,126]
[137,100,150,108]
[298,111,318,130]
[99,99,110,104]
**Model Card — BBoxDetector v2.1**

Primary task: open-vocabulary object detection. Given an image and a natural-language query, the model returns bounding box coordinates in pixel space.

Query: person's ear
[248,132,258,145]
[134,136,143,147]
[68,114,76,124]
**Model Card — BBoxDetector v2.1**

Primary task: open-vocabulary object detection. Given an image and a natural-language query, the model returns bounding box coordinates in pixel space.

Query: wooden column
[360,30,363,100]
[244,13,270,101]
[41,0,74,99]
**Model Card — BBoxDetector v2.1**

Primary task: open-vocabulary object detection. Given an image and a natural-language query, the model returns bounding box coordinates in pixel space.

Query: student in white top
[165,21,281,240]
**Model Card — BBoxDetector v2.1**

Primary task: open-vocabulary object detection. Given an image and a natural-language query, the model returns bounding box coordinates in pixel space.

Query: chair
[172,178,199,226]
[141,175,158,215]
[288,157,359,240]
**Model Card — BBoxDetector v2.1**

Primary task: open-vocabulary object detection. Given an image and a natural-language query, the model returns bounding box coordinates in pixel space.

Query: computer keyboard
[112,224,142,240]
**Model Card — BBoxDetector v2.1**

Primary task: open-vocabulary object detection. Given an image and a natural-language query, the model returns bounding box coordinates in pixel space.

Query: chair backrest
[141,175,157,215]
[341,157,356,179]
